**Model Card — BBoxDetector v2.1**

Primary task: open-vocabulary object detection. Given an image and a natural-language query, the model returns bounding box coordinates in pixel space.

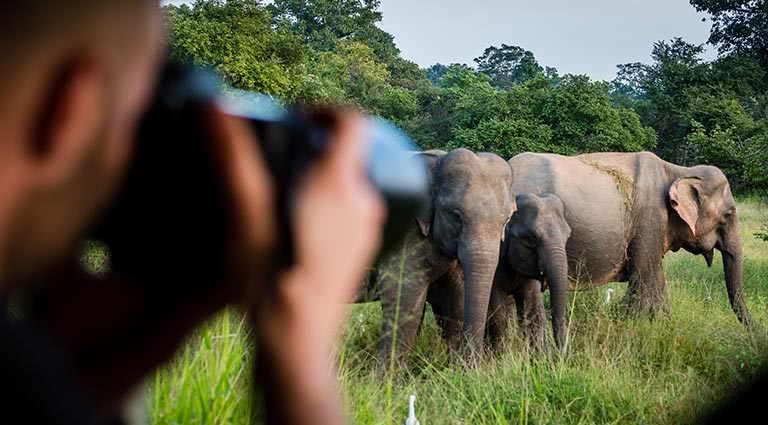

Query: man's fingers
[324,113,367,179]
[204,107,276,258]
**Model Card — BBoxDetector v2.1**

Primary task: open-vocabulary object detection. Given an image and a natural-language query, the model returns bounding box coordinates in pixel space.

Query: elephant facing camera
[90,61,428,287]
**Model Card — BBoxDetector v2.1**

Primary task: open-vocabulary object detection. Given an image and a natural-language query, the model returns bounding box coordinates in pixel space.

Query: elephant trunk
[539,243,569,352]
[459,236,501,360]
[719,217,753,327]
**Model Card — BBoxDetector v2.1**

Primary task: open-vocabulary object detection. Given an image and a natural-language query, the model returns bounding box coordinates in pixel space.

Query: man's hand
[206,108,385,425]
[285,113,386,333]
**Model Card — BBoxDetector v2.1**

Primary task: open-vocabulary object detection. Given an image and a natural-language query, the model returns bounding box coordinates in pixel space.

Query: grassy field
[148,199,768,424]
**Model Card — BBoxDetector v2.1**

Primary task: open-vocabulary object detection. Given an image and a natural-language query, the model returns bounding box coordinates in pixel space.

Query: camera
[90,62,427,286]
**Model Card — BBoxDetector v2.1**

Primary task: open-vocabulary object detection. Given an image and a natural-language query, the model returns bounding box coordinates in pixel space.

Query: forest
[165,0,767,193]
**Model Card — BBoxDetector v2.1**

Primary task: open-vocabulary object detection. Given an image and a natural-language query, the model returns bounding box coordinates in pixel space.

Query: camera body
[91,63,427,285]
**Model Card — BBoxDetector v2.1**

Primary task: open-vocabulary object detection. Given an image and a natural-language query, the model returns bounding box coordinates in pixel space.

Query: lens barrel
[91,62,428,282]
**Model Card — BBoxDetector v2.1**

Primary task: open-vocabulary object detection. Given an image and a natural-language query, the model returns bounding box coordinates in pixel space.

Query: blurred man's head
[0,0,164,286]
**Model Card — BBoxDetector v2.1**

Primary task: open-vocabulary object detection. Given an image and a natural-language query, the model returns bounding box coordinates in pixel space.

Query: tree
[268,0,399,63]
[424,63,472,86]
[297,41,389,105]
[439,69,655,159]
[534,75,657,154]
[690,0,768,65]
[613,38,712,161]
[613,34,768,192]
[166,0,307,98]
[424,63,448,86]
[386,58,428,90]
[474,44,544,89]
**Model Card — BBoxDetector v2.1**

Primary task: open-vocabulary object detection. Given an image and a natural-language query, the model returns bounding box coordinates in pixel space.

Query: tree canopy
[690,0,768,64]
[474,44,545,89]
[164,0,767,193]
[612,8,768,192]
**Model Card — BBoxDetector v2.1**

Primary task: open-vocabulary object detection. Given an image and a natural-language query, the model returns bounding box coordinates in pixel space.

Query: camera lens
[92,61,428,280]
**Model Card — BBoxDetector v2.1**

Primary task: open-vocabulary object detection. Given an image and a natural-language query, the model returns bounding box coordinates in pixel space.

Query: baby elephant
[489,193,571,351]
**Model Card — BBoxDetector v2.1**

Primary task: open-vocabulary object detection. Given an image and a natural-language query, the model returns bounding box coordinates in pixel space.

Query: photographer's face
[5,2,164,284]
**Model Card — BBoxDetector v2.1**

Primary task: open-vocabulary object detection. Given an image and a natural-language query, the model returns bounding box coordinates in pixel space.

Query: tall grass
[147,199,768,424]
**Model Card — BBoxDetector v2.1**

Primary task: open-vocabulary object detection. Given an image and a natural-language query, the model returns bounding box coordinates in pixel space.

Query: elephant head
[416,148,515,356]
[667,165,752,326]
[503,193,571,349]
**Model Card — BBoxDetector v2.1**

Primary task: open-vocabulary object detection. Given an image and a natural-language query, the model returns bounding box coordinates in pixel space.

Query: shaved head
[0,1,159,88]
[0,0,164,284]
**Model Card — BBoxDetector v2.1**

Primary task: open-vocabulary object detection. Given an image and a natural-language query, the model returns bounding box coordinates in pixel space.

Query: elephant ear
[501,189,518,242]
[669,177,702,236]
[414,151,444,237]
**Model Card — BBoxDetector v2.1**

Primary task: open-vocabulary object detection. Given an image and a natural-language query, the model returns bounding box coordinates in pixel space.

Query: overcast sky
[162,0,716,81]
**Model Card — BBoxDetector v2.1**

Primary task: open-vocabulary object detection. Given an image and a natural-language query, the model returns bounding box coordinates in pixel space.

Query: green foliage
[166,0,307,97]
[166,0,656,164]
[298,41,390,104]
[268,0,398,63]
[613,36,768,192]
[613,39,710,160]
[165,0,763,192]
[440,71,656,158]
[424,63,450,86]
[474,44,545,89]
[689,0,768,65]
[535,75,657,154]
[80,240,110,275]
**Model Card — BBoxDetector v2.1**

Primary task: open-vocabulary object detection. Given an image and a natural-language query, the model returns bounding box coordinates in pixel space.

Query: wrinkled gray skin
[365,148,515,366]
[505,152,752,330]
[362,229,463,368]
[488,193,571,352]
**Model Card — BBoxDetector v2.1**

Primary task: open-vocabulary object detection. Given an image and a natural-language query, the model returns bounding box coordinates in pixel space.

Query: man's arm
[207,111,384,425]
[254,270,347,424]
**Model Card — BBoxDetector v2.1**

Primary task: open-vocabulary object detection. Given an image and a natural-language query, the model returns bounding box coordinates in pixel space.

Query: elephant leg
[486,266,515,350]
[486,285,516,351]
[354,268,380,303]
[513,279,547,352]
[378,276,430,371]
[624,230,670,317]
[428,263,464,353]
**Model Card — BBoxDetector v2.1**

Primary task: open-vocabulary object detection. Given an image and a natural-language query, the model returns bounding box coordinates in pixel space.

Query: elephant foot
[456,337,488,369]
[377,346,411,374]
[623,287,670,318]
[522,325,548,355]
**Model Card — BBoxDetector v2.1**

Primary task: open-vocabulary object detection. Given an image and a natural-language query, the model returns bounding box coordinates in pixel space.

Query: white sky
[161,0,716,81]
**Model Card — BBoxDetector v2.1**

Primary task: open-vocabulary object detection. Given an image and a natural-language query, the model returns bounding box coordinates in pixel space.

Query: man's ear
[30,56,108,183]
[669,177,702,236]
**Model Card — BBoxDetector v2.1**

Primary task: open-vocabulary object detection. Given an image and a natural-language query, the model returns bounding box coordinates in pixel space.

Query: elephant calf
[489,193,571,351]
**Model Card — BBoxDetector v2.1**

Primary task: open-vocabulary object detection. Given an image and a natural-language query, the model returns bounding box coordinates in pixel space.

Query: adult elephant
[505,151,752,326]
[373,148,515,366]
